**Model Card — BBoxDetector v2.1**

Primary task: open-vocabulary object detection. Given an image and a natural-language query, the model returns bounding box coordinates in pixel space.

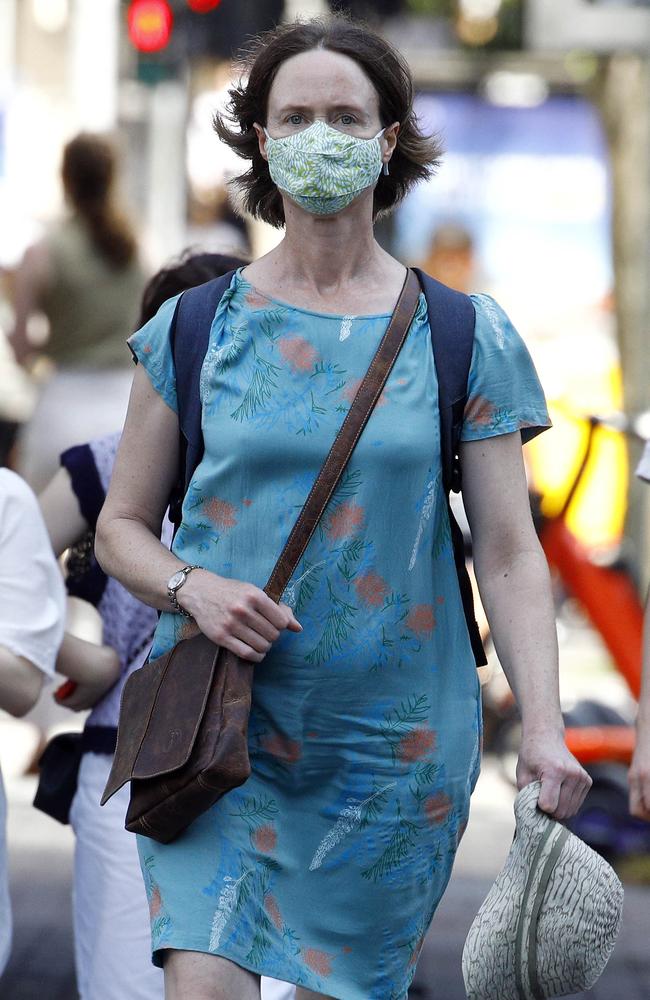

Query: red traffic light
[186,0,223,11]
[127,0,173,53]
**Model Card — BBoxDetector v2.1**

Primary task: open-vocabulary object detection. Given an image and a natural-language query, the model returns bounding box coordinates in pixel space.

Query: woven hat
[462,780,623,1000]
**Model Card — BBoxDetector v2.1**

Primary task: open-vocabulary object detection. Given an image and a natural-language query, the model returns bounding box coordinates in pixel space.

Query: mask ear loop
[374,127,389,175]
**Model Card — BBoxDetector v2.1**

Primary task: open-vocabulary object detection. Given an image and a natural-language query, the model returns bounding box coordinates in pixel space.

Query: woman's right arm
[95,364,184,608]
[95,366,302,662]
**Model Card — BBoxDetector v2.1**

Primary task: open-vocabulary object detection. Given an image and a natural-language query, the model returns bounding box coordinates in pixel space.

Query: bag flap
[101,633,219,804]
[134,632,220,779]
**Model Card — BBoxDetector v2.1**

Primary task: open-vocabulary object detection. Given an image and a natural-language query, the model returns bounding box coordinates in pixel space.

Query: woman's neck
[272,197,388,294]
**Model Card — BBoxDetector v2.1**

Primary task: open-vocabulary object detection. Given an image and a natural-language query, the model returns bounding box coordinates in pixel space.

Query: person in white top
[0,469,66,975]
[630,443,650,820]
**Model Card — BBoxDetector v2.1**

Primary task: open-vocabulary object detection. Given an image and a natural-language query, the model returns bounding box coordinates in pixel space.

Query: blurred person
[629,441,650,820]
[420,222,476,294]
[38,250,293,1000]
[186,185,251,258]
[8,133,146,492]
[96,17,591,1000]
[0,469,66,975]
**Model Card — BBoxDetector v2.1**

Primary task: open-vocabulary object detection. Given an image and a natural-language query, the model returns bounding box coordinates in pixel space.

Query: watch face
[168,570,186,591]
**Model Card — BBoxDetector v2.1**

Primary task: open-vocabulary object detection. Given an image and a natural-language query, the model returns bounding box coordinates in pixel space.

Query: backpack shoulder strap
[169,270,236,525]
[413,268,486,668]
[412,268,476,494]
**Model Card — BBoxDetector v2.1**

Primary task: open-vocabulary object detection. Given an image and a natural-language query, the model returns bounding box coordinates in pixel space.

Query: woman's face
[256,47,398,160]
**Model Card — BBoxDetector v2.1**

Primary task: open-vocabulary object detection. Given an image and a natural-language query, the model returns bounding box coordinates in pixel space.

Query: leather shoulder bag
[101,269,421,844]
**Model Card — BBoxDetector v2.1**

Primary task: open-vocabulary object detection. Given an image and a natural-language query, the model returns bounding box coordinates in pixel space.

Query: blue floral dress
[129,269,550,1000]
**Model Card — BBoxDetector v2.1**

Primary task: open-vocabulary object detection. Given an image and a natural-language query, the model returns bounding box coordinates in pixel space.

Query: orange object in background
[564,726,635,766]
[541,517,642,700]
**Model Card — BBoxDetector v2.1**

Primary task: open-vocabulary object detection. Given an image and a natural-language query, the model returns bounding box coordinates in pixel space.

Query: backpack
[169,267,486,668]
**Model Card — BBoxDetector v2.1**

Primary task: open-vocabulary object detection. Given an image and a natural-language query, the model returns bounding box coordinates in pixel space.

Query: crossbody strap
[264,268,421,602]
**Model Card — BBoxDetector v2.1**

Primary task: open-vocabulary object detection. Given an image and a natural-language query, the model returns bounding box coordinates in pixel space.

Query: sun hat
[462,780,623,1000]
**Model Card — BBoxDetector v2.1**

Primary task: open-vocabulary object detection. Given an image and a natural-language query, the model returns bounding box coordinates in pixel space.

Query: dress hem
[151,939,403,1000]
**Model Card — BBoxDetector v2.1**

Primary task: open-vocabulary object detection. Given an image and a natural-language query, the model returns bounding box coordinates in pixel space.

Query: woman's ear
[383,122,400,168]
[253,123,268,162]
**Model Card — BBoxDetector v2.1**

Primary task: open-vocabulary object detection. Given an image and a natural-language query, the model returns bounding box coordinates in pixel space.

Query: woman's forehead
[268,49,379,113]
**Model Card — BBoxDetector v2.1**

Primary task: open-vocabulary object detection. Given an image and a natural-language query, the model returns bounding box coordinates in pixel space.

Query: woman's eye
[287,114,304,125]
[339,114,355,125]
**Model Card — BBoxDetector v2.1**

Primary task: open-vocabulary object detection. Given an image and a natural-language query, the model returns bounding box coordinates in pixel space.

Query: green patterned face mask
[264,119,385,216]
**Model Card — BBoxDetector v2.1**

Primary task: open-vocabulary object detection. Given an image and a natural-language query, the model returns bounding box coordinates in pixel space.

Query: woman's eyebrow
[275,102,370,117]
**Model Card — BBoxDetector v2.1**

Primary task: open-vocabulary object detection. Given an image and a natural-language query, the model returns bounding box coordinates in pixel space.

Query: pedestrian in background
[9,133,145,492]
[96,16,591,1000]
[630,441,650,820]
[38,250,294,1000]
[0,470,65,976]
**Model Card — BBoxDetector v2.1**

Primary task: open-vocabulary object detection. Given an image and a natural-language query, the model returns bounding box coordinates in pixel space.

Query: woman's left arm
[461,431,592,819]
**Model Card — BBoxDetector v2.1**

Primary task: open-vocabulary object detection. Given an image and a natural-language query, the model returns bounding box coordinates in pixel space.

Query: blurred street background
[1,0,650,997]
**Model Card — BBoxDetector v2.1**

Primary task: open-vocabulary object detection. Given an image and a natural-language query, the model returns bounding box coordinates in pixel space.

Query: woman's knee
[163,949,260,1000]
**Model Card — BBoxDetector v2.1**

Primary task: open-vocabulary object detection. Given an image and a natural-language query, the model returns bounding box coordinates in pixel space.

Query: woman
[9,132,145,492]
[96,17,591,1000]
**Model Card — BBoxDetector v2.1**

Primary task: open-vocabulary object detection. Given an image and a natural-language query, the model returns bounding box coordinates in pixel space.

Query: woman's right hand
[179,569,302,663]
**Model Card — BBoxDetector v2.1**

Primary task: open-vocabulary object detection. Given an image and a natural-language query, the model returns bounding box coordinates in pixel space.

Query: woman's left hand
[516,728,592,820]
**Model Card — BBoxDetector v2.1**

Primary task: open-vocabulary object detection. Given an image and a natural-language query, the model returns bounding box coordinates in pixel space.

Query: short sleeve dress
[128,270,550,1000]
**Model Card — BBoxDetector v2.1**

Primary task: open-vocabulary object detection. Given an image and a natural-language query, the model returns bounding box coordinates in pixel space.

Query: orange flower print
[264,894,283,930]
[149,886,162,919]
[303,948,333,976]
[260,732,302,764]
[407,934,425,968]
[397,727,437,762]
[436,596,445,605]
[253,824,277,853]
[242,498,253,507]
[353,571,388,607]
[279,336,318,372]
[464,394,495,427]
[343,378,388,407]
[405,604,435,636]
[245,286,271,310]
[424,791,452,826]
[325,501,365,540]
[142,343,153,355]
[178,619,201,642]
[342,946,353,955]
[202,497,237,530]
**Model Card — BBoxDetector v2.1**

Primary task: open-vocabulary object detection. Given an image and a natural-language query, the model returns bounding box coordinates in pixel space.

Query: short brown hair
[214,17,443,228]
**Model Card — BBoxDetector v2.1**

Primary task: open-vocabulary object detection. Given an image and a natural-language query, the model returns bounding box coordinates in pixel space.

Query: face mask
[264,119,385,216]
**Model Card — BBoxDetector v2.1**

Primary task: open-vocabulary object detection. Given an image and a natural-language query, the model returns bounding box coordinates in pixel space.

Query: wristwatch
[167,565,199,617]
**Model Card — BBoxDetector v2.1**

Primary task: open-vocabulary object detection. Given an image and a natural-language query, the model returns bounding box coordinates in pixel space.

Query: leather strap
[264,268,421,603]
